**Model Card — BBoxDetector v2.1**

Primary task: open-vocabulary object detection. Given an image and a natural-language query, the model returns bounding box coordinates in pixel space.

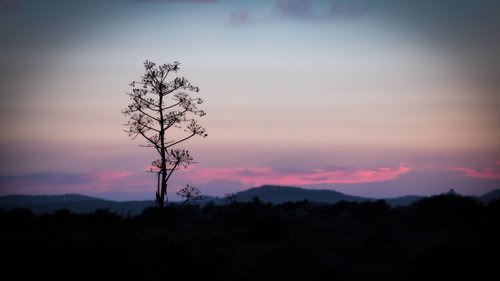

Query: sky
[0,0,499,201]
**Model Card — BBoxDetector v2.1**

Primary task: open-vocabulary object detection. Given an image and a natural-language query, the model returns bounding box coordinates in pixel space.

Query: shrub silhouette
[487,198,500,224]
[354,200,391,222]
[6,207,35,222]
[408,194,483,228]
[54,208,71,216]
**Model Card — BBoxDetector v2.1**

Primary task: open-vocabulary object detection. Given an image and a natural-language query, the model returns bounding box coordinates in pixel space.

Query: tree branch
[165,132,196,149]
[138,130,160,148]
[136,107,160,122]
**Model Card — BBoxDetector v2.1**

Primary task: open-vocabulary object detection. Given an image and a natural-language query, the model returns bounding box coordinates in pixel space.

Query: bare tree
[224,193,239,204]
[123,60,207,233]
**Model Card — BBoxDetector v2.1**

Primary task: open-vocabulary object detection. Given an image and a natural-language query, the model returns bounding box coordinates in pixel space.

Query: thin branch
[163,108,189,122]
[165,132,196,149]
[138,130,160,147]
[133,94,161,110]
[136,107,160,122]
[164,161,179,185]
[136,121,161,133]
[163,101,182,110]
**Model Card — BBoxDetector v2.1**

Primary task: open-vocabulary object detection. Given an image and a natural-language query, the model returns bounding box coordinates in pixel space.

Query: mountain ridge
[0,194,106,205]
[1,185,499,215]
[234,185,367,204]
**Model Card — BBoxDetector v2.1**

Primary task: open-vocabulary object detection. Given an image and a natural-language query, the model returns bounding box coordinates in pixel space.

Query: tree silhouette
[177,184,203,206]
[224,193,239,204]
[123,60,207,233]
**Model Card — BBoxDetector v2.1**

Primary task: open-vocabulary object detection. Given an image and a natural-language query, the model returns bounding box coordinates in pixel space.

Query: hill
[214,186,500,207]
[234,185,367,204]
[0,194,154,215]
[1,187,499,214]
[0,194,104,205]
[479,189,500,204]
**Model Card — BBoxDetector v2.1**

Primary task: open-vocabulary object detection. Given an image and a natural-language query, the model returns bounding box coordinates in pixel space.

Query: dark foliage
[1,194,498,280]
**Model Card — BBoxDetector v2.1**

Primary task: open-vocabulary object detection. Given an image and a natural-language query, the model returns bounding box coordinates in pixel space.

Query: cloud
[189,163,411,187]
[452,162,500,179]
[273,0,368,20]
[85,171,133,184]
[0,0,18,12]
[330,2,368,18]
[0,170,146,195]
[0,173,90,187]
[228,0,368,26]
[273,0,314,20]
[228,9,252,26]
[135,0,217,3]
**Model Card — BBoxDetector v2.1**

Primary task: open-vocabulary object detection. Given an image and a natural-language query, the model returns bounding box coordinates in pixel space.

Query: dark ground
[1,194,499,281]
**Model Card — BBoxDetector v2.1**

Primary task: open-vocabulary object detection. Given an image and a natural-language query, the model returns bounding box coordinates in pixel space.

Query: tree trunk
[158,198,164,235]
[159,91,167,235]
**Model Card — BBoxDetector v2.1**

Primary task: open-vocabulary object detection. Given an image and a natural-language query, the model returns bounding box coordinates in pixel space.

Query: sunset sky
[1,0,499,201]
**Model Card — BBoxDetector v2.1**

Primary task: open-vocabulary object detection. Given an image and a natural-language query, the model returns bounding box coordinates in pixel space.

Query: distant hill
[479,189,500,204]
[226,186,500,207]
[234,185,367,204]
[1,187,499,215]
[0,194,105,205]
[231,185,425,206]
[0,194,154,215]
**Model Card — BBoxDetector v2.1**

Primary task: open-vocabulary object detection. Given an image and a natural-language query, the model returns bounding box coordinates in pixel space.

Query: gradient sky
[0,0,499,201]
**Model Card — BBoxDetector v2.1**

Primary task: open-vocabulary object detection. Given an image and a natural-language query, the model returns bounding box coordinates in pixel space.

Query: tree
[123,60,207,233]
[224,193,239,204]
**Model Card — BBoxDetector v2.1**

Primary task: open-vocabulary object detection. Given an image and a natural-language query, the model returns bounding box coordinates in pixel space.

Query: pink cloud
[189,163,411,186]
[452,163,500,179]
[79,171,148,193]
[85,171,133,182]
